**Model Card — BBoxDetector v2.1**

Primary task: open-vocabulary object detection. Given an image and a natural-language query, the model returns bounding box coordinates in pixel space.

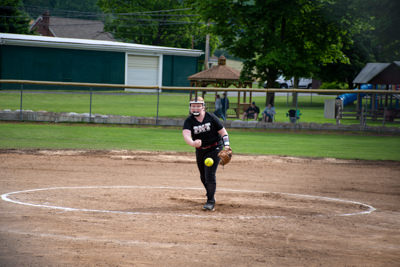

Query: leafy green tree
[22,0,102,19]
[365,0,400,62]
[314,0,375,88]
[0,0,31,33]
[317,35,374,89]
[97,0,209,49]
[190,0,351,105]
[316,0,399,88]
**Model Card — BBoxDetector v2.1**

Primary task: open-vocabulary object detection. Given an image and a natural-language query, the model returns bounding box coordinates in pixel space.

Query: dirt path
[0,150,399,266]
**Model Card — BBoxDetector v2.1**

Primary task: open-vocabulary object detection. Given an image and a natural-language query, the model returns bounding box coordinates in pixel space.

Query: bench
[205,102,250,119]
[229,103,250,118]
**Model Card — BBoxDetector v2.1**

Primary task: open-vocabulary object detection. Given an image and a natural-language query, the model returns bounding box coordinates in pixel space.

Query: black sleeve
[209,112,224,131]
[183,117,192,130]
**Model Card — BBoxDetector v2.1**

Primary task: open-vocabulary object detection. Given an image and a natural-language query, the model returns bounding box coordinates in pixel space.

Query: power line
[3,5,206,32]
[111,13,199,17]
[132,8,192,13]
[21,5,196,17]
[0,15,30,18]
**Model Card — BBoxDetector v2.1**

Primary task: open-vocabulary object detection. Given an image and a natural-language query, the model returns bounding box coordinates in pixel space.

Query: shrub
[319,82,349,89]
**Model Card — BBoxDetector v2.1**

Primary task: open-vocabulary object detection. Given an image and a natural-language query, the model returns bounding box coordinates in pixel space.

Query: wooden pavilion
[188,55,253,118]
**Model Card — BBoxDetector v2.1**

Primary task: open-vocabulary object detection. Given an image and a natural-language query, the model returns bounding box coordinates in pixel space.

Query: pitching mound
[0,149,399,266]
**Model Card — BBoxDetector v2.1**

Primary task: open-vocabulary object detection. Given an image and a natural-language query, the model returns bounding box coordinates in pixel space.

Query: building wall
[0,45,125,90]
[0,45,199,90]
[162,55,198,87]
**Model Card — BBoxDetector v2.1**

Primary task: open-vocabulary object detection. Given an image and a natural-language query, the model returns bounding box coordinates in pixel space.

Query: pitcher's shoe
[202,201,215,211]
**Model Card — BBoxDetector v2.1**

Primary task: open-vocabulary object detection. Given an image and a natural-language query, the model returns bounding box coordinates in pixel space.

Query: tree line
[1,0,398,94]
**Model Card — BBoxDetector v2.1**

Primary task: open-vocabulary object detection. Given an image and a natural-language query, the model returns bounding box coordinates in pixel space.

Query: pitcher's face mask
[189,98,205,116]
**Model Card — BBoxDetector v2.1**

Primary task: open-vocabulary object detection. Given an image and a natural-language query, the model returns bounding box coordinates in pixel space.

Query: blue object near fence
[336,84,372,106]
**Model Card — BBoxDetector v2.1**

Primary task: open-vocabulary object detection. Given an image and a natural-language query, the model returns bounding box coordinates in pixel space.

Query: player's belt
[199,142,218,150]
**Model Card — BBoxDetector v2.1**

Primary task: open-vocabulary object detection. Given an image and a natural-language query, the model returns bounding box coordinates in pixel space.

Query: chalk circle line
[1,185,376,219]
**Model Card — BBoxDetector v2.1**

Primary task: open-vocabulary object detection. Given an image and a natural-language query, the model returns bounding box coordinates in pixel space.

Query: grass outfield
[1,122,399,161]
[2,90,398,127]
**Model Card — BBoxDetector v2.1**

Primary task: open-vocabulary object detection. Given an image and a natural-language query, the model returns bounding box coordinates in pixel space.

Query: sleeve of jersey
[183,117,191,130]
[210,112,224,130]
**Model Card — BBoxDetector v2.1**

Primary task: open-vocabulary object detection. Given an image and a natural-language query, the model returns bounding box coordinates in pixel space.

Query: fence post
[286,92,289,106]
[19,84,23,121]
[156,87,160,125]
[89,87,93,123]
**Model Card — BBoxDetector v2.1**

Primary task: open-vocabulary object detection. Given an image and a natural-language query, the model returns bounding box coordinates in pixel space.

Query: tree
[97,0,211,49]
[364,0,400,62]
[313,0,375,88]
[22,0,102,19]
[190,0,350,105]
[316,0,400,88]
[0,0,31,34]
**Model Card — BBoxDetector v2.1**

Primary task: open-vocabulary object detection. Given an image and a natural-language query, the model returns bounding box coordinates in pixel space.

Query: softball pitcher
[182,97,231,211]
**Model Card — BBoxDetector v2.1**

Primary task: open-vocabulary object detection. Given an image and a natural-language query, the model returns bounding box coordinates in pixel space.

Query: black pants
[195,145,222,203]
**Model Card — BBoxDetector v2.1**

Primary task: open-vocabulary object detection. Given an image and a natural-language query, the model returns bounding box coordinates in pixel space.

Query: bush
[319,82,349,89]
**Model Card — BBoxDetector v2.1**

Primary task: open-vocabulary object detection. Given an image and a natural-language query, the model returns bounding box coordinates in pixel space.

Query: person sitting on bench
[242,102,260,120]
[262,103,276,122]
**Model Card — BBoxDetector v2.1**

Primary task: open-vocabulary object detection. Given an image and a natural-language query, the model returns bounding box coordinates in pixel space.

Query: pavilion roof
[188,56,241,81]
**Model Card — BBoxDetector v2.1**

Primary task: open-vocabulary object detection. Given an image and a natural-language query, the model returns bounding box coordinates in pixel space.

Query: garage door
[126,55,159,86]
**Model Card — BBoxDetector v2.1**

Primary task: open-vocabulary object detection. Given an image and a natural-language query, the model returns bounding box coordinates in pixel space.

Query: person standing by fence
[221,92,230,119]
[214,94,224,120]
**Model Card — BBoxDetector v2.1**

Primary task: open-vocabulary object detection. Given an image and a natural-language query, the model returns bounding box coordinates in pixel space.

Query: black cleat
[202,201,215,211]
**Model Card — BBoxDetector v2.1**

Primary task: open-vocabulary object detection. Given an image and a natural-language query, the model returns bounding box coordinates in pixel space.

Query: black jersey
[183,112,224,148]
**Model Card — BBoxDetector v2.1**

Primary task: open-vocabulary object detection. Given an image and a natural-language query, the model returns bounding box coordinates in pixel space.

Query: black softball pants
[195,145,222,203]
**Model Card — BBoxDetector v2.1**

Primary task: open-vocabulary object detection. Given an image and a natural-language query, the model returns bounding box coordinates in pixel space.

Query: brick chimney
[36,11,53,36]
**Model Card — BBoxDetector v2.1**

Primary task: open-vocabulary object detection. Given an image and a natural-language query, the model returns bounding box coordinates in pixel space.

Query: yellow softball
[204,157,214,167]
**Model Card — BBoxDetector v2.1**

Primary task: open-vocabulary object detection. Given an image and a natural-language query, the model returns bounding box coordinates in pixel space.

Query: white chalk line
[0,186,377,248]
[1,185,376,219]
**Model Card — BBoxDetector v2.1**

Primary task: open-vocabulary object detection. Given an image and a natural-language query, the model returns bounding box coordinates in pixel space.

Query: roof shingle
[189,56,241,81]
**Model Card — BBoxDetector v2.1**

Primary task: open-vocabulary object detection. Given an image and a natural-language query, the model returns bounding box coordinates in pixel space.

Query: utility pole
[204,33,210,70]
[204,21,210,70]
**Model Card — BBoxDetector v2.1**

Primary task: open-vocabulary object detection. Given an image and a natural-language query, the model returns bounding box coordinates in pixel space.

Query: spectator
[221,92,230,119]
[213,94,224,120]
[242,102,260,120]
[262,103,276,122]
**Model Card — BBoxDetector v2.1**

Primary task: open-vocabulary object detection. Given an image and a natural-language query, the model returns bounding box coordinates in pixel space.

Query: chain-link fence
[1,79,399,127]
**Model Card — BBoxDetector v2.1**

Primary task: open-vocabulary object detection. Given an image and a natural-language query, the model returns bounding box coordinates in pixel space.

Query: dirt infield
[0,149,399,266]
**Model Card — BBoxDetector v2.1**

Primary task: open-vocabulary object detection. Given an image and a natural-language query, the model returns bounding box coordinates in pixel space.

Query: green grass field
[1,90,398,127]
[1,90,399,161]
[1,122,399,161]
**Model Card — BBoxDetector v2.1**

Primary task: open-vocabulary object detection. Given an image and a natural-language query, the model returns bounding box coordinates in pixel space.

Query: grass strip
[1,122,399,161]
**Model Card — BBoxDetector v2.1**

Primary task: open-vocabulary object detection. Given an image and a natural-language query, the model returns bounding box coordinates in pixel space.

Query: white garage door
[126,55,159,86]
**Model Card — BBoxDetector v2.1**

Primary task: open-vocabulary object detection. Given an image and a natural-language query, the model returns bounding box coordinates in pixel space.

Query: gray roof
[0,33,203,57]
[353,63,391,84]
[29,15,116,41]
[49,17,115,41]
